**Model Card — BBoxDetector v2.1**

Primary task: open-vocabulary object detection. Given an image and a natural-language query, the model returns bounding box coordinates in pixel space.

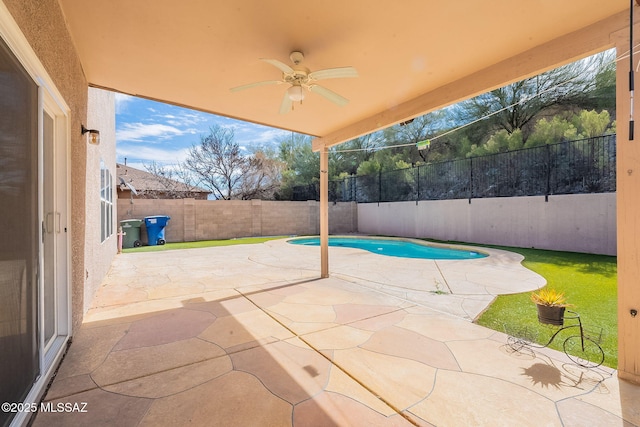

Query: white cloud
[184,113,211,126]
[116,122,185,142]
[156,111,208,127]
[114,93,134,114]
[218,122,243,132]
[117,145,191,164]
[251,128,290,144]
[116,96,296,164]
[216,120,289,146]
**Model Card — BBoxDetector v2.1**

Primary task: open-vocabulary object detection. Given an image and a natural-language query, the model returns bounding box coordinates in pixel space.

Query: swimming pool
[288,236,487,260]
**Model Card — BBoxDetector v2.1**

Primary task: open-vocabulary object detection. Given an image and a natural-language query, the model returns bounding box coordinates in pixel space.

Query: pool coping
[286,234,491,259]
[274,235,545,321]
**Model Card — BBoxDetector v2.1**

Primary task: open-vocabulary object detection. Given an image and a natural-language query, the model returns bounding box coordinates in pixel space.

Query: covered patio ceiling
[58,0,629,147]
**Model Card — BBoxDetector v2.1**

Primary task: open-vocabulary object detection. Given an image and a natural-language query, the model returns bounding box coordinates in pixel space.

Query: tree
[141,161,202,199]
[524,117,577,148]
[356,158,381,175]
[384,111,451,164]
[467,129,524,157]
[330,132,382,177]
[465,108,614,154]
[455,50,615,144]
[276,133,319,199]
[573,109,612,138]
[585,52,616,112]
[237,149,285,200]
[184,125,273,200]
[274,52,617,197]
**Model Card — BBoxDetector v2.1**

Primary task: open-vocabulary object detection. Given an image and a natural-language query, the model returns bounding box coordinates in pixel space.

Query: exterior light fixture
[287,84,305,102]
[81,124,100,145]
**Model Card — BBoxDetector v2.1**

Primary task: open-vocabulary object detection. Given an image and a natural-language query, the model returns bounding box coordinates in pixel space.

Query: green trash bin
[120,219,143,248]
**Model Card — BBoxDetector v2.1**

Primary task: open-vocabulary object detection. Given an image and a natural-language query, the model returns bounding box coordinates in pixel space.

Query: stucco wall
[117,196,614,255]
[117,199,358,243]
[84,88,117,313]
[358,193,616,255]
[4,0,88,330]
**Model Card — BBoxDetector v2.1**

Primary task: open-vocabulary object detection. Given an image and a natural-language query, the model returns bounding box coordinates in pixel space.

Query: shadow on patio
[35,285,413,426]
[33,242,640,426]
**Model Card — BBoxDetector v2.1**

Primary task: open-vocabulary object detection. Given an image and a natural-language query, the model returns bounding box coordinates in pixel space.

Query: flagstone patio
[33,238,640,426]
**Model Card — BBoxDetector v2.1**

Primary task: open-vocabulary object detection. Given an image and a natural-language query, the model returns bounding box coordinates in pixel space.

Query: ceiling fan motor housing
[290,51,305,65]
[285,69,310,85]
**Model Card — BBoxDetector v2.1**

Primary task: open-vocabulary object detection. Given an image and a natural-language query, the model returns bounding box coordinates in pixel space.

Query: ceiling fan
[230,51,358,114]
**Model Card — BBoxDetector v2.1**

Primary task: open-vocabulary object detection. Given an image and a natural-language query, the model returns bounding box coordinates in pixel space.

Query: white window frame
[100,159,113,242]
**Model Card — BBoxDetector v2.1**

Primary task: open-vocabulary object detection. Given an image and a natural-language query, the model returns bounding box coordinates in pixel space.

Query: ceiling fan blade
[279,91,292,114]
[230,80,282,92]
[309,67,358,81]
[309,85,349,107]
[261,58,294,74]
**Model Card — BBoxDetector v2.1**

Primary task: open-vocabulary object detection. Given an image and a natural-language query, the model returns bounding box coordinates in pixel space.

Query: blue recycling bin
[144,215,170,246]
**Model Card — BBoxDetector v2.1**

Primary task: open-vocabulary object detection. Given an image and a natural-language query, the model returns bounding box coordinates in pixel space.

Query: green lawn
[474,246,617,368]
[122,236,288,253]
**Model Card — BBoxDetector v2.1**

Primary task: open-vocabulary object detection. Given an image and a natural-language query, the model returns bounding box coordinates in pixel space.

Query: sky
[115,94,293,171]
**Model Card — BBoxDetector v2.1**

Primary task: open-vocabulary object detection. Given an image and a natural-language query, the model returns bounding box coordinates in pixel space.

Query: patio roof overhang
[58,0,629,149]
[55,1,640,385]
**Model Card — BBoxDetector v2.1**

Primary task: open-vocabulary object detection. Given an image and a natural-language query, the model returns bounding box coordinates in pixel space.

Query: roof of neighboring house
[116,163,210,195]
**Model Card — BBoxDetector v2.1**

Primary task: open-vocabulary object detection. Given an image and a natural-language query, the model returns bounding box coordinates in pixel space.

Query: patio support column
[320,145,329,278]
[615,11,640,385]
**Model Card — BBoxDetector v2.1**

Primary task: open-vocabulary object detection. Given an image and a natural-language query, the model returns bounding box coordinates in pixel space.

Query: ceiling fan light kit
[231,51,358,113]
[286,84,305,102]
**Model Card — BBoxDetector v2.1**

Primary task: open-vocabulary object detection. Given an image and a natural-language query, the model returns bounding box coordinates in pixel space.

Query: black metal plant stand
[506,310,605,368]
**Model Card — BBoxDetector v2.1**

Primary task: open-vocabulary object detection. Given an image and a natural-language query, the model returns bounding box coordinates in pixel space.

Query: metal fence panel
[291,135,616,202]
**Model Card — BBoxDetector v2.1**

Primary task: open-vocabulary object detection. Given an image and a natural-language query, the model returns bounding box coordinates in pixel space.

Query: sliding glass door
[0,36,40,427]
[0,31,70,427]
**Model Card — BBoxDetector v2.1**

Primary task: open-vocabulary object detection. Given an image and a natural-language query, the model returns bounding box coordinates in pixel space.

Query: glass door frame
[39,89,71,366]
[1,4,73,425]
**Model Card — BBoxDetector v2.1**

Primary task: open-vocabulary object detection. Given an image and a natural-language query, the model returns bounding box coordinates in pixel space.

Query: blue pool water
[288,237,487,260]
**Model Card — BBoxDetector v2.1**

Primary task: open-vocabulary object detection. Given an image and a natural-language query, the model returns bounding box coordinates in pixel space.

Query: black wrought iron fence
[292,135,616,202]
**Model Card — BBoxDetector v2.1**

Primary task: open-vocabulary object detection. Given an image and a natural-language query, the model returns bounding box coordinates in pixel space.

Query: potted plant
[531,289,570,326]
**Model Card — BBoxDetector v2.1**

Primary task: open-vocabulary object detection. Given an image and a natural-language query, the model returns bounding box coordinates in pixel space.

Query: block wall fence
[117,193,615,255]
[117,199,358,243]
[358,193,616,256]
